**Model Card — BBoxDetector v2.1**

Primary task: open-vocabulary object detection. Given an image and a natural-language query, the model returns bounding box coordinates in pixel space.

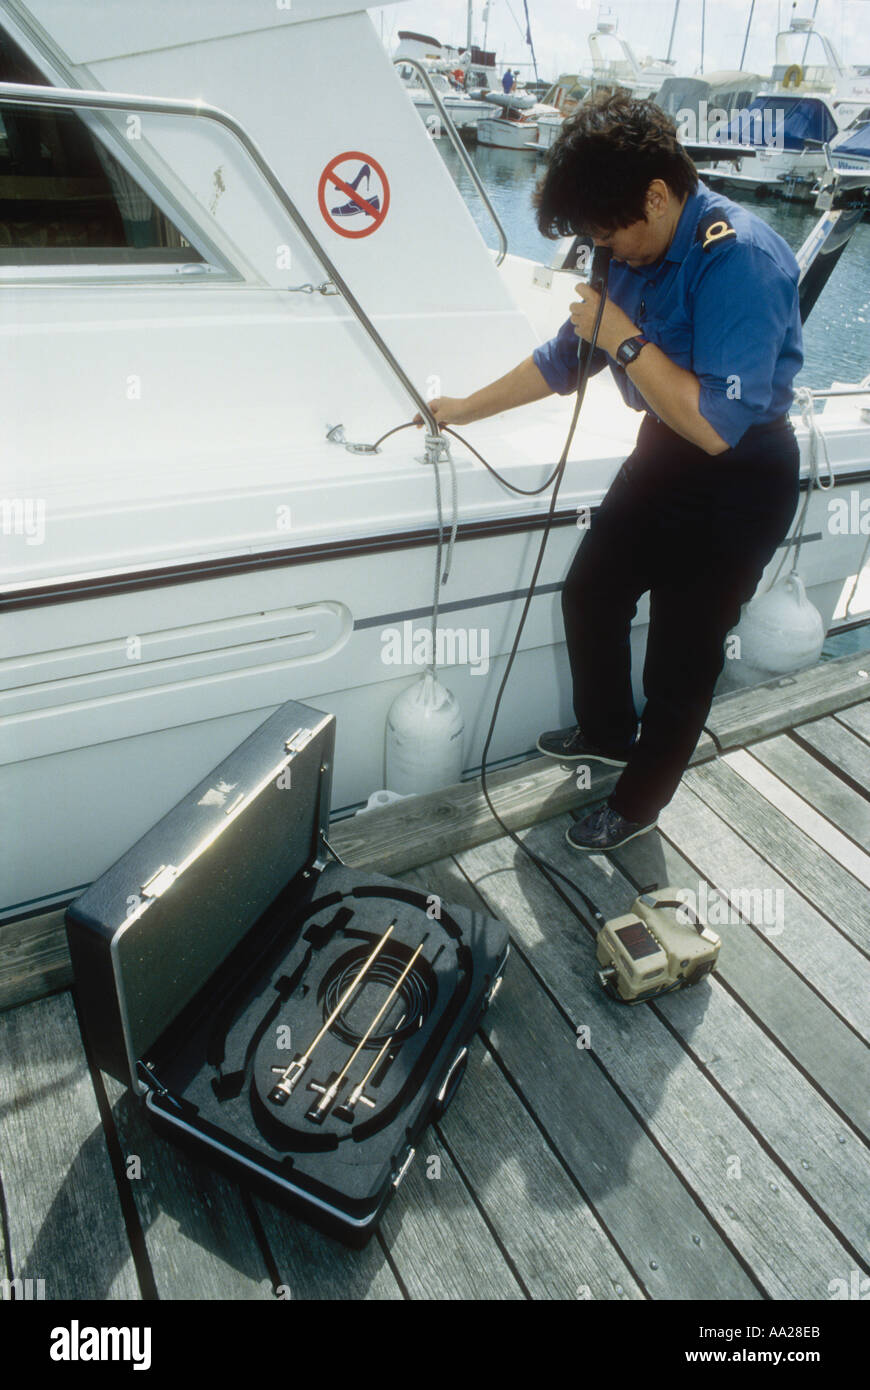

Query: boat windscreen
[836,121,870,159]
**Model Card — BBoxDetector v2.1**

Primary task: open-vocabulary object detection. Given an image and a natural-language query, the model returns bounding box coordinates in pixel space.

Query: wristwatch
[616,334,650,368]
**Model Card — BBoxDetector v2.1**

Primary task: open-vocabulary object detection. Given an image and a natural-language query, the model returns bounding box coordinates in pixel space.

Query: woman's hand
[570,284,637,359]
[413,396,474,429]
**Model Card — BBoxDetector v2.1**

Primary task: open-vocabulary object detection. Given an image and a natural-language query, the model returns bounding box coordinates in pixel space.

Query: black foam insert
[146,863,474,1205]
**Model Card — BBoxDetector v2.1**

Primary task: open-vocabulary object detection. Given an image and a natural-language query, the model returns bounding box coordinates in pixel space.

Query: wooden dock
[1,653,868,1300]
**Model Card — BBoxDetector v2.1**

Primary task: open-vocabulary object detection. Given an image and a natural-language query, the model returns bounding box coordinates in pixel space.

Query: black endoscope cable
[369,424,564,496]
[474,249,614,933]
[373,249,680,933]
[369,253,615,931]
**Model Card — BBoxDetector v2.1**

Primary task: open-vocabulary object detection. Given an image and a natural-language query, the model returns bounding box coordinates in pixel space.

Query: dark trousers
[562,412,800,824]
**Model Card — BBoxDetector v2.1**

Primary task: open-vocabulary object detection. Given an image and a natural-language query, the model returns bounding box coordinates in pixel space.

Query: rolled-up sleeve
[533,316,609,396]
[691,243,798,447]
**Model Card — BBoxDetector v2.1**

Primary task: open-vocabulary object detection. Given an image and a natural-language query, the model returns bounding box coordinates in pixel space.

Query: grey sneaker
[537,725,634,766]
[566,803,657,852]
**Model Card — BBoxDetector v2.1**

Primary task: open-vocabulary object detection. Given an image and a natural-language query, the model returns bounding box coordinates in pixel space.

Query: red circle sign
[317,151,390,239]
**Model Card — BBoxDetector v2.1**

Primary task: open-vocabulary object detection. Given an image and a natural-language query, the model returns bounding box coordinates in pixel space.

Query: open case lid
[66,699,335,1089]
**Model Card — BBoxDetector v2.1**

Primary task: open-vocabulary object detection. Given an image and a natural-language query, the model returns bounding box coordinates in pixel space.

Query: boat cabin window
[0,27,203,267]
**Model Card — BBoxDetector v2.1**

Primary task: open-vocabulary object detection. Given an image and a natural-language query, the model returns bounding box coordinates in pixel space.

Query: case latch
[141,863,179,899]
[284,726,314,754]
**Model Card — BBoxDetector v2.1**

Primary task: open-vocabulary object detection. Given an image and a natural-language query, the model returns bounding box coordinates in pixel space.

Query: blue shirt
[532,180,804,448]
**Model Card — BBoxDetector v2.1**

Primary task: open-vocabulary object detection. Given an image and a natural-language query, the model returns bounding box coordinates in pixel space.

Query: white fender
[385,669,465,794]
[724,573,825,688]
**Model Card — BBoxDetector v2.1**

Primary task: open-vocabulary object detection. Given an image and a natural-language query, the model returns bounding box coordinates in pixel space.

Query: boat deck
[1,656,868,1300]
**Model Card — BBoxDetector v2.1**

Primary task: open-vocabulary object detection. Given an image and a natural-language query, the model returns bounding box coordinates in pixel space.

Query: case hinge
[136,1061,183,1110]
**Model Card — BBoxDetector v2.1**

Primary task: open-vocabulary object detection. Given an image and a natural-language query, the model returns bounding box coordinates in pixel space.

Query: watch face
[618,336,645,366]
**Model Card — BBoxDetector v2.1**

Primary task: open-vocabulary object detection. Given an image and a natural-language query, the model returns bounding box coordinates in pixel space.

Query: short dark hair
[535,92,698,237]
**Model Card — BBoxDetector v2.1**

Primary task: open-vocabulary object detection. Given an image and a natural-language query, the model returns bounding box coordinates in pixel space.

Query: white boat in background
[395,60,491,133]
[393,25,503,102]
[587,21,675,101]
[656,69,763,135]
[477,99,560,150]
[534,21,679,156]
[535,75,591,152]
[1,0,869,936]
[704,18,870,200]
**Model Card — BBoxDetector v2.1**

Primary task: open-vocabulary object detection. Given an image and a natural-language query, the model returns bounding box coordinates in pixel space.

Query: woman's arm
[624,345,730,455]
[570,283,730,455]
[414,354,554,428]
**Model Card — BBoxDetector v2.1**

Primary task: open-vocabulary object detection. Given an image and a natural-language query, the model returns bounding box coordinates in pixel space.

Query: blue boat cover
[716,96,837,149]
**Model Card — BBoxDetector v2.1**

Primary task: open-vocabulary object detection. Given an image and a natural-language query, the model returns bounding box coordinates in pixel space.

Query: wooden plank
[792,716,870,799]
[5,662,868,1020]
[706,653,870,748]
[329,658,870,876]
[836,701,870,746]
[750,733,870,851]
[666,777,870,1037]
[723,748,870,885]
[656,976,870,1260]
[378,1129,525,1299]
[332,756,624,875]
[687,759,870,954]
[251,1200,403,1301]
[611,808,870,1135]
[0,994,139,1299]
[402,853,647,1301]
[456,826,860,1297]
[437,893,761,1298]
[0,909,71,1013]
[439,1037,645,1300]
[486,953,760,1299]
[100,1073,277,1300]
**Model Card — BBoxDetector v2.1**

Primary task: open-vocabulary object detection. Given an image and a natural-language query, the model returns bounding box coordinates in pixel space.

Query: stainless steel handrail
[802,388,870,397]
[0,80,438,432]
[393,58,508,265]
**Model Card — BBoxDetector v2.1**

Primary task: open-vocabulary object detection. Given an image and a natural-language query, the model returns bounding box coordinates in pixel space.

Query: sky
[370,0,870,81]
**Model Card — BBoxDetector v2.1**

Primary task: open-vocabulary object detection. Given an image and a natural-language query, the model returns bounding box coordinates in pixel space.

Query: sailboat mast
[467,0,473,52]
[700,0,706,74]
[802,0,821,65]
[740,0,756,70]
[666,0,681,63]
[522,0,539,81]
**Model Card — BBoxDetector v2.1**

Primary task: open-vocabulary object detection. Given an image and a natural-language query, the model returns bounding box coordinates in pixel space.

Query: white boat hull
[409,93,491,131]
[477,117,539,150]
[705,147,827,201]
[1,1,868,933]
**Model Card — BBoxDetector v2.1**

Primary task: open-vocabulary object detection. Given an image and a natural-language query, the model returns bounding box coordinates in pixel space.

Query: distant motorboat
[534,21,677,155]
[702,19,870,201]
[395,60,491,132]
[587,21,675,101]
[477,100,561,151]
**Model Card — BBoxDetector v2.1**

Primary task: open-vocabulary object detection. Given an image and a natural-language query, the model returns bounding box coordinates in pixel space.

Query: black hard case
[66,699,508,1245]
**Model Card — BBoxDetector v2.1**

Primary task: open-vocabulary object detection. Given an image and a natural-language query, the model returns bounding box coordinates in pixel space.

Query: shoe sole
[564,820,658,853]
[536,737,629,767]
